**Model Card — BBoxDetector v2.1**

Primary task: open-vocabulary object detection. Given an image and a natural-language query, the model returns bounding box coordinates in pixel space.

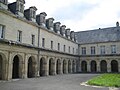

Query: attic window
[32,10,36,18]
[19,3,24,13]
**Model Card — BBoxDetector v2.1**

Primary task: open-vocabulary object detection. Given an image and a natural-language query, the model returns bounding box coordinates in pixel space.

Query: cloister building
[0,0,120,80]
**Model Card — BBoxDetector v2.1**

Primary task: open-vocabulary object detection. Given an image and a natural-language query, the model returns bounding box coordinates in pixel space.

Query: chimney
[116,21,119,27]
[54,22,61,34]
[36,12,47,27]
[46,18,54,31]
[60,25,66,37]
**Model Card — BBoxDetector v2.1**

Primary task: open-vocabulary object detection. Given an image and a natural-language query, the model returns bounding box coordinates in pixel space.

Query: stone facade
[0,0,119,81]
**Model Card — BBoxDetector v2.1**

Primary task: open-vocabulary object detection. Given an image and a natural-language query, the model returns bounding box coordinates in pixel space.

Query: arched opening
[100,60,107,72]
[68,60,71,73]
[27,57,35,78]
[12,55,20,79]
[81,61,87,72]
[49,58,55,75]
[111,60,118,72]
[40,57,46,76]
[91,60,97,72]
[56,59,61,74]
[63,60,67,74]
[0,55,3,80]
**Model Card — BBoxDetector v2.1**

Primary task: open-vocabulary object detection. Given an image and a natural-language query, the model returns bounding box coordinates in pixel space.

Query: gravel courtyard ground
[0,74,113,90]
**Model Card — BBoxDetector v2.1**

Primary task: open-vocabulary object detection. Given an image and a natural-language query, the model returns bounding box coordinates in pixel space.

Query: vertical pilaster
[87,61,91,72]
[97,61,100,72]
[107,60,111,72]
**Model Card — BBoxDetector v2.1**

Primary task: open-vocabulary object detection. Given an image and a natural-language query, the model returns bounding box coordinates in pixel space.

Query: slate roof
[75,26,120,44]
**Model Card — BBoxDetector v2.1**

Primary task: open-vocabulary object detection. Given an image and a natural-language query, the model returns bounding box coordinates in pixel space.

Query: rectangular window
[0,25,5,39]
[69,46,70,53]
[111,45,116,54]
[100,46,105,54]
[64,45,66,52]
[73,48,74,54]
[31,34,35,45]
[51,41,53,49]
[42,38,45,47]
[17,30,22,42]
[81,47,86,55]
[91,46,95,55]
[58,43,60,51]
[19,3,24,13]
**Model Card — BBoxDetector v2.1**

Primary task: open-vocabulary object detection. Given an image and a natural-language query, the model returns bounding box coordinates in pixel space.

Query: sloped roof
[75,26,120,44]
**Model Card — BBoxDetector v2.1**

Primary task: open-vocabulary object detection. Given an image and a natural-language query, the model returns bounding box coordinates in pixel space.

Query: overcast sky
[9,0,120,32]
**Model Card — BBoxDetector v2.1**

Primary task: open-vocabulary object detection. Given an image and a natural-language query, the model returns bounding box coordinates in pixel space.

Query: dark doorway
[81,61,87,72]
[56,60,60,74]
[100,60,107,72]
[12,55,19,79]
[111,60,118,72]
[91,61,97,72]
[68,60,71,73]
[40,58,46,76]
[63,60,66,74]
[28,57,34,78]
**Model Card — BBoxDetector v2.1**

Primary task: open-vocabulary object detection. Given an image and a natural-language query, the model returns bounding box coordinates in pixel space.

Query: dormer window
[0,0,8,9]
[19,3,24,13]
[32,10,36,18]
[0,0,7,4]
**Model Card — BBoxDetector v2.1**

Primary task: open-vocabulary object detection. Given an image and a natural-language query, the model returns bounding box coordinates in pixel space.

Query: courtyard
[0,74,111,90]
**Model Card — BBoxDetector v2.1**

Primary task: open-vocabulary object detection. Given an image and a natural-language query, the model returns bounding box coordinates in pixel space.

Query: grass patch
[87,74,120,87]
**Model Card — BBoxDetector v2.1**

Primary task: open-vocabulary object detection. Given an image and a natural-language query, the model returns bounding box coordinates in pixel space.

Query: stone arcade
[0,0,120,80]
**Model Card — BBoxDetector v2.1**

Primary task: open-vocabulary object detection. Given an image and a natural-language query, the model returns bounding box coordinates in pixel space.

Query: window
[58,43,60,51]
[100,46,105,54]
[81,47,86,55]
[31,34,35,45]
[73,48,74,54]
[42,38,45,47]
[19,3,24,13]
[51,41,53,49]
[91,46,95,55]
[69,46,70,53]
[17,30,22,42]
[63,45,66,52]
[111,45,116,54]
[0,25,5,39]
[32,10,36,18]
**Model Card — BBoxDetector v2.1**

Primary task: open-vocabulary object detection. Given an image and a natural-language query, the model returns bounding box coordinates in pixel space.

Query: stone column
[45,58,49,76]
[8,52,13,80]
[24,54,28,78]
[118,59,120,72]
[19,60,25,79]
[107,60,111,72]
[87,61,91,72]
[97,61,100,72]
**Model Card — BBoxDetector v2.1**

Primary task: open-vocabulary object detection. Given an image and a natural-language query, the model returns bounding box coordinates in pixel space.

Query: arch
[111,60,118,72]
[68,60,71,73]
[49,58,55,75]
[56,59,61,74]
[0,53,7,80]
[12,55,21,79]
[100,60,107,72]
[63,60,67,74]
[27,56,36,78]
[81,61,87,72]
[91,60,97,72]
[39,57,46,76]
